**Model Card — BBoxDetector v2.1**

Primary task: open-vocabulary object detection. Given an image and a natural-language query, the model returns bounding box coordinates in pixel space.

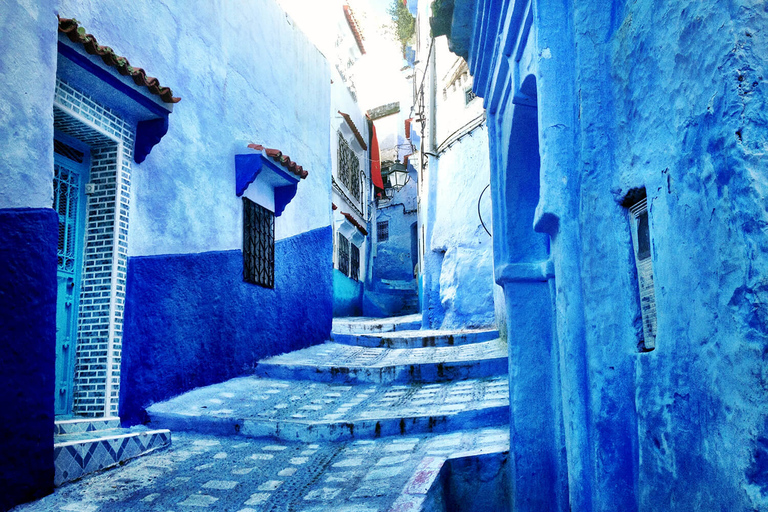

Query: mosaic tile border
[54,429,171,486]
[55,417,121,435]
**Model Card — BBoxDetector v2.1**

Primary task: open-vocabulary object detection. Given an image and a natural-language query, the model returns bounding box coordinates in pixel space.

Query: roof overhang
[236,144,308,217]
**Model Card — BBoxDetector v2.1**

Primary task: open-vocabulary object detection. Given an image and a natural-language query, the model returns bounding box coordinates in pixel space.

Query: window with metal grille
[627,191,656,352]
[243,197,275,288]
[54,162,82,273]
[350,243,360,281]
[377,221,389,242]
[338,132,361,202]
[465,87,477,105]
[338,233,350,276]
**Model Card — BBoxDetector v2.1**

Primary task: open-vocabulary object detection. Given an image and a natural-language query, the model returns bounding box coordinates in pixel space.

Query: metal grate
[338,233,350,277]
[377,221,389,242]
[465,88,477,105]
[629,197,656,351]
[54,162,81,273]
[338,132,361,202]
[350,243,360,281]
[243,198,275,288]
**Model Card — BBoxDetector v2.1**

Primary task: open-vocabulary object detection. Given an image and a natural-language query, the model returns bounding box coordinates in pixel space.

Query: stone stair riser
[149,406,508,443]
[331,331,500,348]
[254,358,508,385]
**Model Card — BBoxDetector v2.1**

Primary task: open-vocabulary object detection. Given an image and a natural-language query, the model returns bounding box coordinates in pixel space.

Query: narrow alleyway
[15,316,509,511]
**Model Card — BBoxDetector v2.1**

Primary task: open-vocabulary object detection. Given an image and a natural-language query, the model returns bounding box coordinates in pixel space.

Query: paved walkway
[14,316,510,512]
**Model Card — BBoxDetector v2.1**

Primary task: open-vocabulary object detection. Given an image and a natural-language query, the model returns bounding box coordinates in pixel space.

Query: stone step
[147,376,508,443]
[54,416,121,435]
[332,314,422,334]
[254,340,508,384]
[332,328,500,348]
[54,425,171,486]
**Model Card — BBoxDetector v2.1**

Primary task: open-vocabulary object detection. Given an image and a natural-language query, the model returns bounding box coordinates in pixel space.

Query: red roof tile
[332,203,338,210]
[338,111,367,150]
[343,5,366,55]
[58,17,181,104]
[248,144,309,179]
[341,211,368,236]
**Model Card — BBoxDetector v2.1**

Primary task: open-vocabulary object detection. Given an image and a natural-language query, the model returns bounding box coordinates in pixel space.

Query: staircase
[149,316,507,443]
[145,315,510,510]
[53,417,170,486]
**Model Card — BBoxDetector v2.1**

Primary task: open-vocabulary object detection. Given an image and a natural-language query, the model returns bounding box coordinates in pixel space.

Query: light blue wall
[0,0,57,209]
[56,0,332,256]
[423,126,498,330]
[446,0,768,510]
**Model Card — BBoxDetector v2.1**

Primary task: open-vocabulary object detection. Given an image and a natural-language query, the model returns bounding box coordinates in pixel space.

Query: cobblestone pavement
[332,328,499,348]
[13,428,508,512]
[19,316,510,511]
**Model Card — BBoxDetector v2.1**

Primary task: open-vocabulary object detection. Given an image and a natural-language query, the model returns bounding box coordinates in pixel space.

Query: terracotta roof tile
[338,111,367,150]
[343,5,366,55]
[341,211,368,236]
[58,17,180,104]
[248,144,309,179]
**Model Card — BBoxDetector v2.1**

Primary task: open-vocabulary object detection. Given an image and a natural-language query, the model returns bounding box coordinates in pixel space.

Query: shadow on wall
[119,226,333,425]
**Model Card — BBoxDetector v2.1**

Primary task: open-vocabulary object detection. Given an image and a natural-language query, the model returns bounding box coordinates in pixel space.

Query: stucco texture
[55,0,332,256]
[428,126,497,330]
[0,208,57,510]
[119,226,333,425]
[0,0,56,209]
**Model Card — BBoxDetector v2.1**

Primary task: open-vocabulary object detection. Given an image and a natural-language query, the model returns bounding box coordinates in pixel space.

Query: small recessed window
[465,88,477,105]
[243,197,274,288]
[350,243,360,281]
[377,221,389,242]
[338,233,350,276]
[627,191,656,351]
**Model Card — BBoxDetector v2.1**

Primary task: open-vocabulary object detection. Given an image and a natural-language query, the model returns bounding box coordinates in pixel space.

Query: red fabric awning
[371,124,384,190]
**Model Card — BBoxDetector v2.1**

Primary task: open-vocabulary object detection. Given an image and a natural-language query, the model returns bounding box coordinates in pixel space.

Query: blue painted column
[534,0,596,509]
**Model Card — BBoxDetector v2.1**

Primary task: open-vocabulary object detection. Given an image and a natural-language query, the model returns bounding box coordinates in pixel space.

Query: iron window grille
[465,87,477,105]
[243,197,275,288]
[350,243,360,281]
[377,221,389,242]
[338,233,350,277]
[338,132,362,203]
[54,162,82,273]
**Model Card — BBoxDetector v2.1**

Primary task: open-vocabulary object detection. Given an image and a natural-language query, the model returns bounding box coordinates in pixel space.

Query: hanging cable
[478,184,491,237]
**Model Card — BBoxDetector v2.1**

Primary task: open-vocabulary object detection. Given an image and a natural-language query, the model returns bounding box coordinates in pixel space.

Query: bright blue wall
[333,269,363,317]
[120,226,332,425]
[449,0,768,510]
[0,208,58,510]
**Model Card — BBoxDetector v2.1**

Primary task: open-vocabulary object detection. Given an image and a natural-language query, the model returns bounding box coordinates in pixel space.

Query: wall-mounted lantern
[383,162,410,199]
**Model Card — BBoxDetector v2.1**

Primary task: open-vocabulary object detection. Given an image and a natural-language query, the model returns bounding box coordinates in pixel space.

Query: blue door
[54,136,89,417]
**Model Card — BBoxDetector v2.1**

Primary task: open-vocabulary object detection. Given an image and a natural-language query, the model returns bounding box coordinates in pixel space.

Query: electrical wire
[478,184,491,237]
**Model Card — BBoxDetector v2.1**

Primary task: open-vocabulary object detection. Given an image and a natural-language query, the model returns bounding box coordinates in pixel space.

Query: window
[377,221,389,242]
[465,88,476,105]
[627,192,656,351]
[338,233,350,276]
[338,132,361,202]
[243,197,275,288]
[350,243,360,281]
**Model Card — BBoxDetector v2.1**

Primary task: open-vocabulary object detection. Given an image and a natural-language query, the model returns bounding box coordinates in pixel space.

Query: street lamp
[387,162,410,192]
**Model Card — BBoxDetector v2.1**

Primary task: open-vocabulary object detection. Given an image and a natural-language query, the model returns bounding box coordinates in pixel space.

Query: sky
[275,0,410,110]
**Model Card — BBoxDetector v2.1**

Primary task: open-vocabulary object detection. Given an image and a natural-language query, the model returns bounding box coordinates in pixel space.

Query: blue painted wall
[0,208,58,510]
[444,0,768,510]
[333,269,363,317]
[120,226,332,425]
[367,165,419,317]
[56,0,333,256]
